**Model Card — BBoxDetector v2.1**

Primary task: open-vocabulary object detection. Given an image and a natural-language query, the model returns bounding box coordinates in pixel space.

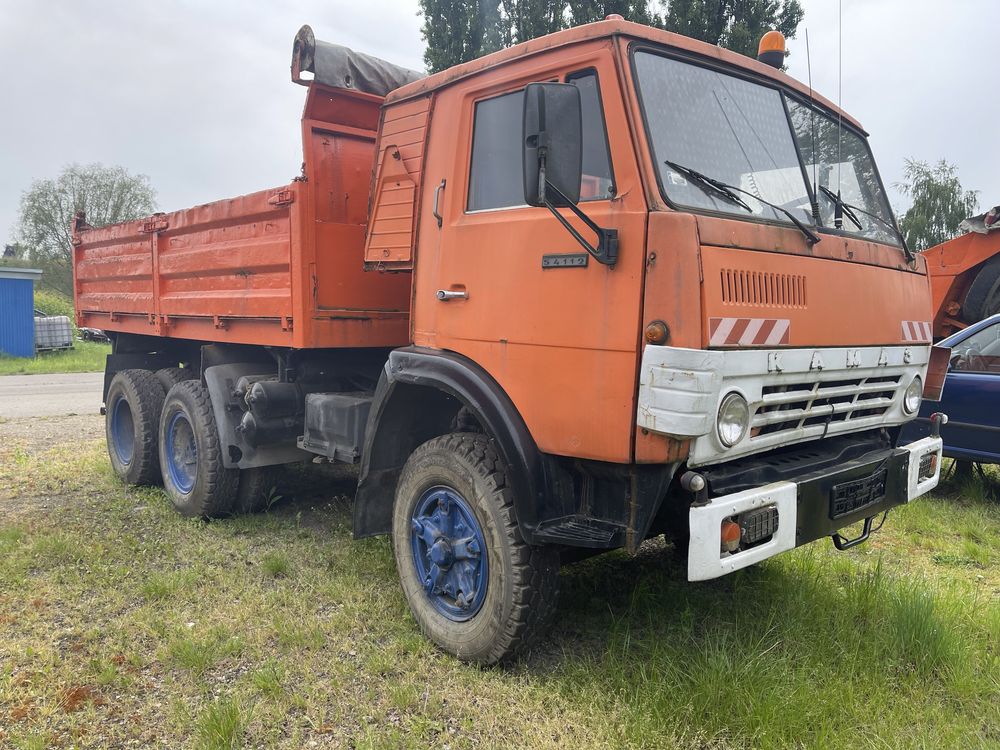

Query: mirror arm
[542,180,619,266]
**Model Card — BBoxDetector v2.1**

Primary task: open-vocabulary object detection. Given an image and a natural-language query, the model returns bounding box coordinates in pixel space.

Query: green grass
[0,338,109,375]
[1,438,998,748]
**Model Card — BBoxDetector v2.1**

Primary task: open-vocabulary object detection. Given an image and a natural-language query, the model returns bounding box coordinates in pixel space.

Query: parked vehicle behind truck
[74,20,946,664]
[923,205,1000,338]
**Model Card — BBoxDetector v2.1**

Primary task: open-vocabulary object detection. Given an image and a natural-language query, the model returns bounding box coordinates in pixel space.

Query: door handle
[433,179,446,228]
[436,289,468,301]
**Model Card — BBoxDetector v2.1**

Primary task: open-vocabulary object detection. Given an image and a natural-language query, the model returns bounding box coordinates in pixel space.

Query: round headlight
[717,392,750,447]
[903,375,922,415]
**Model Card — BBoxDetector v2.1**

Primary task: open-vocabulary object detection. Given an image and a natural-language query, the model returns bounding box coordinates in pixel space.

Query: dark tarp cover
[292,25,424,96]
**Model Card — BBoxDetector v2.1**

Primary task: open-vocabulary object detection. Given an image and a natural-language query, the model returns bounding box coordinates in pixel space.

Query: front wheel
[391,433,560,665]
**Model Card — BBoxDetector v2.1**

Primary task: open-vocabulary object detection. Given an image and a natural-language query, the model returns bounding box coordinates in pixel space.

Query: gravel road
[0,373,105,451]
[0,372,104,419]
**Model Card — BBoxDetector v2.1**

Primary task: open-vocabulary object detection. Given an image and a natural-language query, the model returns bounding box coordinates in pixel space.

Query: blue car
[902,313,1000,466]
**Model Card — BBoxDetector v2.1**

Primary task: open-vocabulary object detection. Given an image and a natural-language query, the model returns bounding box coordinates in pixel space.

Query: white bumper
[687,436,943,581]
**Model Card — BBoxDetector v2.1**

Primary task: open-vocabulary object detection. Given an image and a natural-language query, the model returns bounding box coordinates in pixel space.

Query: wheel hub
[165,411,198,494]
[410,487,488,621]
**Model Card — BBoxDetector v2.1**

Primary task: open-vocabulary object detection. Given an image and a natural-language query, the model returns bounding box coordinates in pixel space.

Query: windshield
[786,99,900,245]
[633,49,902,246]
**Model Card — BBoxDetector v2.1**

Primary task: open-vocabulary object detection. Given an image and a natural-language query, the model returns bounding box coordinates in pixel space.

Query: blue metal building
[0,267,43,358]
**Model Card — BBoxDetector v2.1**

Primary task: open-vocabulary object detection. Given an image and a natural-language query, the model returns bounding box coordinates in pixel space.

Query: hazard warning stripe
[901,321,932,342]
[709,317,791,347]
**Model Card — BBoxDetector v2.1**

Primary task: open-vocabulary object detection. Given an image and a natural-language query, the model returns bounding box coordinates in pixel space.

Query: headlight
[717,392,750,447]
[903,375,922,415]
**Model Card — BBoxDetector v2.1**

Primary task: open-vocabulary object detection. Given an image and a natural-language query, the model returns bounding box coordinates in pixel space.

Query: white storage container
[34,315,74,351]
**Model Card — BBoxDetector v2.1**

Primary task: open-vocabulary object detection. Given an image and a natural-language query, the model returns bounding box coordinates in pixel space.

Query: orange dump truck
[74,20,946,663]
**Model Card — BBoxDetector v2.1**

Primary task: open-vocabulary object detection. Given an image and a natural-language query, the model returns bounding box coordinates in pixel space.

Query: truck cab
[360,19,943,576]
[76,19,945,665]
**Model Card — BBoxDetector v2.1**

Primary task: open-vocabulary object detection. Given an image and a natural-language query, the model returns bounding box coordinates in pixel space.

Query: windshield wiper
[817,186,863,231]
[665,160,821,246]
[818,186,914,261]
[664,160,753,213]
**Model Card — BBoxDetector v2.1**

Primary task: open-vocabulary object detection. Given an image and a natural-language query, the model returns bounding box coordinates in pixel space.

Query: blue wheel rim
[110,395,135,466]
[165,410,198,494]
[410,486,488,622]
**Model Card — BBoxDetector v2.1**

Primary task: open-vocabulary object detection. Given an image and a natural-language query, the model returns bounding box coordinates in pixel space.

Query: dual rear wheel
[105,369,278,517]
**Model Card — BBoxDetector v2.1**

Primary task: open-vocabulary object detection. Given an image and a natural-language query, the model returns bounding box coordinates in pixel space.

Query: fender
[354,346,553,543]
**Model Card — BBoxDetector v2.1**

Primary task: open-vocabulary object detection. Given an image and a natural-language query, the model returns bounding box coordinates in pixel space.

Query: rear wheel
[391,433,560,665]
[159,380,238,518]
[961,257,1000,323]
[155,367,195,393]
[237,466,283,513]
[105,369,165,486]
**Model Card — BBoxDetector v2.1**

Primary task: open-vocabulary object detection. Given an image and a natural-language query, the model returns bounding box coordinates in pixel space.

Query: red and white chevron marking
[709,317,790,347]
[901,320,932,342]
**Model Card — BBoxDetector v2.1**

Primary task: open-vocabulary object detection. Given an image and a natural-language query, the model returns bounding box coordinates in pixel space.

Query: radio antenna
[835,0,844,228]
[805,28,820,224]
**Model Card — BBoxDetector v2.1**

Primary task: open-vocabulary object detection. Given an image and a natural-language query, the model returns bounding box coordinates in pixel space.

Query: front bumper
[687,436,943,581]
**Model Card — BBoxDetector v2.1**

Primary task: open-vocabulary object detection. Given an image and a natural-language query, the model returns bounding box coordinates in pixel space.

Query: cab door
[411,48,648,463]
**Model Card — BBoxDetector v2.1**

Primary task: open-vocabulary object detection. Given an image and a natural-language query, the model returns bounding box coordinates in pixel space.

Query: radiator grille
[752,374,902,440]
[721,269,807,308]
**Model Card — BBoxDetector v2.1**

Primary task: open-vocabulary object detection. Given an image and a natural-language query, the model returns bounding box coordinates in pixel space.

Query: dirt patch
[0,413,103,455]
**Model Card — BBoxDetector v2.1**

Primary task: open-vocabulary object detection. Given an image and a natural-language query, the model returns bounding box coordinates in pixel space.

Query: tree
[662,0,803,59]
[420,0,503,73]
[896,159,979,252]
[13,163,157,297]
[419,0,803,72]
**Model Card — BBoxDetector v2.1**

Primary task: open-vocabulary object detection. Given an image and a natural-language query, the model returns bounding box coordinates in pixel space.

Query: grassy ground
[0,339,109,376]
[1,429,998,749]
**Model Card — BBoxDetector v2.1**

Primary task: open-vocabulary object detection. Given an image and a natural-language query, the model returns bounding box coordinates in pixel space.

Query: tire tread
[404,433,559,664]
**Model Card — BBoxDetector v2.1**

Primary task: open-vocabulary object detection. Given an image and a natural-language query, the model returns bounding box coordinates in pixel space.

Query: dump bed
[73,75,413,349]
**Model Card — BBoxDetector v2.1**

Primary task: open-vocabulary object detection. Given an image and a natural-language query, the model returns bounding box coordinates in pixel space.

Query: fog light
[903,375,922,415]
[717,392,750,447]
[918,452,937,481]
[740,505,779,545]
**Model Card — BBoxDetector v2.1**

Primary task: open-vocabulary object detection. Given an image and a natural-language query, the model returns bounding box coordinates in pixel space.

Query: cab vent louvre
[721,269,807,308]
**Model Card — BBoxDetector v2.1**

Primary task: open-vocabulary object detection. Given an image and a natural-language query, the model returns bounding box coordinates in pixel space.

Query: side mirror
[522,82,582,208]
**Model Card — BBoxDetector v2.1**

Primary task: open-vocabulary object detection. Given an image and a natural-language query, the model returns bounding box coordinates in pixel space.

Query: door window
[466,71,615,211]
[952,322,1000,373]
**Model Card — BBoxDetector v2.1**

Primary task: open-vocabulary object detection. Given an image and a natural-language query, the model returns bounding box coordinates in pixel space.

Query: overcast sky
[1,0,996,245]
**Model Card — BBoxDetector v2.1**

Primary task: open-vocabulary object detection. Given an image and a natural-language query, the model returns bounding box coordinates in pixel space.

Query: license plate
[830,468,887,519]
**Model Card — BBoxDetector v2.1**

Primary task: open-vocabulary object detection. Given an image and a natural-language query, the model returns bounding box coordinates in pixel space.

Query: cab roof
[386,19,865,134]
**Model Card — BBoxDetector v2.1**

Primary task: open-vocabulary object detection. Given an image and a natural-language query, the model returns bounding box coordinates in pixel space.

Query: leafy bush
[33,288,75,319]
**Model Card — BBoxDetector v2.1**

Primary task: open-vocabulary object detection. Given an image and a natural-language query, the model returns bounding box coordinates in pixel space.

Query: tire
[961,257,1000,323]
[391,433,560,665]
[237,466,282,514]
[158,380,238,518]
[105,369,166,486]
[155,367,195,393]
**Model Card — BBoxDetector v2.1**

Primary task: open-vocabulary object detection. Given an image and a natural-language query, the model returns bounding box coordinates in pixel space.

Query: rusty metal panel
[72,83,412,350]
[364,96,431,267]
[156,189,293,320]
[74,219,154,325]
